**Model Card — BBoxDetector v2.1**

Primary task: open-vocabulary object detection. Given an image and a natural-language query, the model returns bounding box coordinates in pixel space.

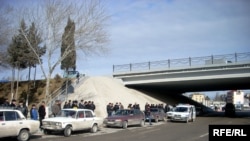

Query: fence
[113,52,250,73]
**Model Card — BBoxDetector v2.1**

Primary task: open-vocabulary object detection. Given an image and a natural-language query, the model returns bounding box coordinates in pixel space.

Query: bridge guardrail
[113,52,250,74]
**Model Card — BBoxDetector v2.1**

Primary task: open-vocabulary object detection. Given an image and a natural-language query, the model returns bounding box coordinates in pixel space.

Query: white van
[171,104,196,123]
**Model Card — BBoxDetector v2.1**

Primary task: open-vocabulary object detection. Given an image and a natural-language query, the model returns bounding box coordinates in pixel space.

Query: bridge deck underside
[127,77,250,93]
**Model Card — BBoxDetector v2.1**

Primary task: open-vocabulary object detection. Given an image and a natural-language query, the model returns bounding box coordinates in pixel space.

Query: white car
[166,107,176,119]
[0,108,40,141]
[171,104,196,123]
[42,108,103,137]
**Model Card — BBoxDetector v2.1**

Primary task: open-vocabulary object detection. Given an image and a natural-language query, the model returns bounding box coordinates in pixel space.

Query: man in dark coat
[38,101,46,128]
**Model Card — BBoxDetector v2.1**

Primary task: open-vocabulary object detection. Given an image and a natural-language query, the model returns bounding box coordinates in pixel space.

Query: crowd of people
[0,99,46,129]
[51,99,96,117]
[106,102,172,117]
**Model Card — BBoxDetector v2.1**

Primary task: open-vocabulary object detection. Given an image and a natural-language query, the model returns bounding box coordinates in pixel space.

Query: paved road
[31,113,250,141]
[2,111,249,141]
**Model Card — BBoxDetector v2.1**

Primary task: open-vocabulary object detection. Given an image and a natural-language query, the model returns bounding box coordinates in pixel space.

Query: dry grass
[0,75,66,108]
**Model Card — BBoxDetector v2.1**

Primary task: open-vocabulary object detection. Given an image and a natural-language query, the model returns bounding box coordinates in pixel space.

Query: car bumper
[171,116,188,121]
[41,125,64,131]
[103,121,123,127]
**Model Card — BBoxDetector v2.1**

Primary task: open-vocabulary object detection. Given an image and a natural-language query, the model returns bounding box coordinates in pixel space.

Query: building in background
[226,90,244,111]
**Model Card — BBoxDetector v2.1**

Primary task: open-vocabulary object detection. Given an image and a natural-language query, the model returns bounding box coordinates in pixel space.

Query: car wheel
[17,129,30,141]
[43,129,51,135]
[91,124,98,133]
[122,121,128,129]
[64,126,72,137]
[140,119,145,127]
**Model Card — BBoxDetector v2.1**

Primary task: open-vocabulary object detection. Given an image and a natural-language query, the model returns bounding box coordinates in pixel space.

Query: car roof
[62,108,93,112]
[176,104,195,108]
[0,107,19,111]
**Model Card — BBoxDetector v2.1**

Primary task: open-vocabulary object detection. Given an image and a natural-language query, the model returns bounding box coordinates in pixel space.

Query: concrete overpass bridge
[112,52,250,107]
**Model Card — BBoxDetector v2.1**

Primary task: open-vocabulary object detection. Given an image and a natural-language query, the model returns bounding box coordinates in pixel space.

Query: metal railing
[113,52,250,73]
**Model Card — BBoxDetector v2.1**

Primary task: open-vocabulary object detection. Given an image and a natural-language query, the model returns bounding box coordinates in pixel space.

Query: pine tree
[61,17,76,74]
[7,19,45,103]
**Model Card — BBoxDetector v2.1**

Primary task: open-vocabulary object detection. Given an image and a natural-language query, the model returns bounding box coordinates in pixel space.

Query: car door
[0,111,20,137]
[75,111,85,130]
[0,111,13,138]
[84,110,94,129]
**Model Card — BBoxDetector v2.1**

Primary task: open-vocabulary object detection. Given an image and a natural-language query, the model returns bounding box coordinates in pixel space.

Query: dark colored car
[146,108,166,122]
[103,109,145,129]
[224,103,236,117]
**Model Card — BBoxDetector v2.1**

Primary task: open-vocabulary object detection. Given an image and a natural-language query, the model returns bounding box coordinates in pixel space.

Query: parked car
[103,109,145,129]
[224,103,236,117]
[146,108,166,122]
[171,104,196,123]
[42,109,103,137]
[0,108,40,141]
[166,107,176,119]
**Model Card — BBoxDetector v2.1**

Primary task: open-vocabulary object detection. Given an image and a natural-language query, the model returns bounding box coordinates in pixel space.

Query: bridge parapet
[113,52,250,75]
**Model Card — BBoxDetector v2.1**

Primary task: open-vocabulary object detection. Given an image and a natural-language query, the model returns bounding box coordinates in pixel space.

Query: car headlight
[115,119,122,122]
[55,122,62,126]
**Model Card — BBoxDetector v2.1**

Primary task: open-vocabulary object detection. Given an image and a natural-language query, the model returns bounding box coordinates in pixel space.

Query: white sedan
[42,109,103,137]
[0,108,40,141]
[166,107,176,119]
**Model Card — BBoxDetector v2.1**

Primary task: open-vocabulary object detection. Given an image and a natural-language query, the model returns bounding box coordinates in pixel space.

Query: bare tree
[16,0,110,104]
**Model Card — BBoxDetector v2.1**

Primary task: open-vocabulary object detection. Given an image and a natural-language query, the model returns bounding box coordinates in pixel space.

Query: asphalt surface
[1,110,250,141]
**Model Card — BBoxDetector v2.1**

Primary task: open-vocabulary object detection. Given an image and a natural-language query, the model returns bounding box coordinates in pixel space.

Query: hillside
[66,76,165,117]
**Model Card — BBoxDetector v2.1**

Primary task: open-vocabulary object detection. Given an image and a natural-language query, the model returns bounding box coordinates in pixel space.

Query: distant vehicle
[166,107,176,119]
[226,90,244,110]
[42,109,103,137]
[103,109,145,129]
[0,108,40,141]
[146,108,166,122]
[63,70,80,78]
[205,58,232,65]
[171,104,196,123]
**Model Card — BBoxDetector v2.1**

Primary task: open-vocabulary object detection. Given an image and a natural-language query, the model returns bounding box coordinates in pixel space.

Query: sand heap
[66,76,164,118]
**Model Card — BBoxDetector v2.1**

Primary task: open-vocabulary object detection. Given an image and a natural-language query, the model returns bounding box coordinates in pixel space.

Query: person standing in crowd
[30,104,38,120]
[17,100,28,118]
[71,100,78,109]
[10,99,17,108]
[78,99,85,109]
[106,103,113,117]
[90,101,96,112]
[52,100,61,117]
[38,101,46,128]
[63,101,68,109]
[2,99,9,107]
[145,106,152,125]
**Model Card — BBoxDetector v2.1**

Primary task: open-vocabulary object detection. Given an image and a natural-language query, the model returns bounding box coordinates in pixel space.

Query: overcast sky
[1,0,250,98]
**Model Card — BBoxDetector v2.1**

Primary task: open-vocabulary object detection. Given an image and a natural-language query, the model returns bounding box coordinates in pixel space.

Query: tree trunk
[15,66,20,100]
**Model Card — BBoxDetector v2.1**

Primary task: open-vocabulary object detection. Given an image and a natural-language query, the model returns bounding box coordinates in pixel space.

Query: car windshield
[170,107,176,112]
[60,110,77,118]
[175,107,188,112]
[114,110,131,115]
[150,108,159,112]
